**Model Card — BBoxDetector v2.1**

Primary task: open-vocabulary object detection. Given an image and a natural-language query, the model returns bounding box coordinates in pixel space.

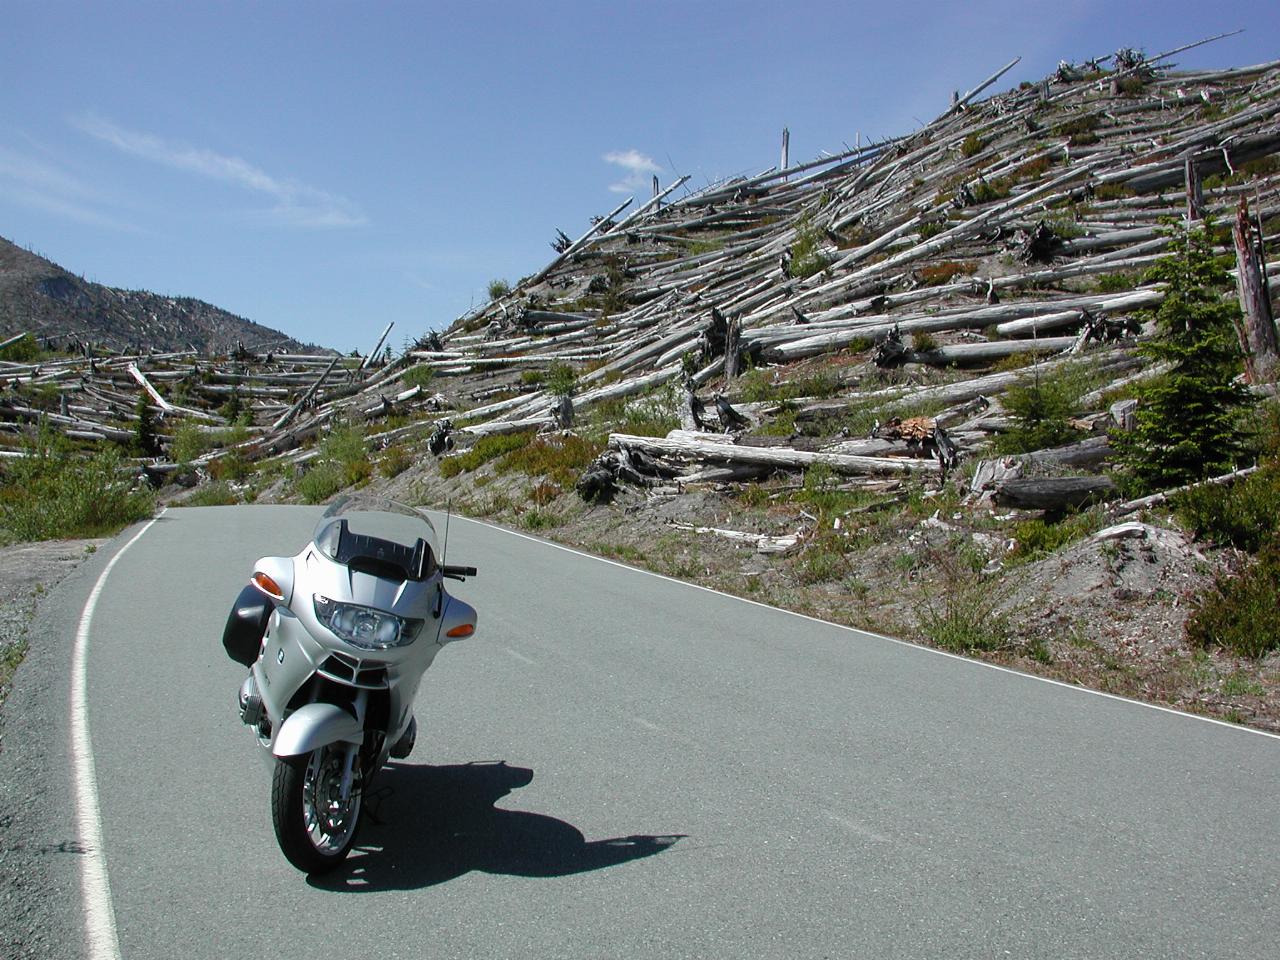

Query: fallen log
[272,355,341,430]
[992,476,1119,511]
[608,432,940,476]
[1111,465,1261,516]
[669,521,803,555]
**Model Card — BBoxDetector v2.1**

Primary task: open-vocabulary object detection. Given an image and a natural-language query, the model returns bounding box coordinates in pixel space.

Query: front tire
[271,744,362,873]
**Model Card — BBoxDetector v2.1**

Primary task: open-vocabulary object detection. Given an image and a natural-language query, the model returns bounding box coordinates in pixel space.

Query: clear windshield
[311,496,439,581]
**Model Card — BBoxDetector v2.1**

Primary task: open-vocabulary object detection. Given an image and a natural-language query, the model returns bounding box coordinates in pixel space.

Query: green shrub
[290,420,372,500]
[796,531,848,584]
[439,431,534,478]
[970,179,1011,204]
[993,365,1091,455]
[789,214,832,280]
[1009,510,1105,562]
[0,429,154,542]
[0,334,41,362]
[790,463,879,515]
[1094,183,1136,202]
[318,420,372,487]
[400,365,436,390]
[1093,271,1140,293]
[738,369,838,403]
[1054,114,1101,143]
[169,420,250,465]
[497,433,604,486]
[181,481,240,506]
[1185,539,1280,658]
[916,545,1012,653]
[521,508,559,530]
[1174,464,1280,552]
[1116,76,1146,97]
[378,444,415,478]
[295,462,345,504]
[684,238,725,256]
[545,363,578,398]
[911,332,939,353]
[209,451,253,483]
[170,421,212,464]
[917,221,947,241]
[487,278,512,300]
[959,134,985,158]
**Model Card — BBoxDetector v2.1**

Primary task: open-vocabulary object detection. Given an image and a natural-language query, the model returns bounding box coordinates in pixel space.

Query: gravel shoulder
[0,536,105,960]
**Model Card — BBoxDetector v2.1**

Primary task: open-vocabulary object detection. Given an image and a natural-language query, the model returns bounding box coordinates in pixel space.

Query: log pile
[3,40,1279,518]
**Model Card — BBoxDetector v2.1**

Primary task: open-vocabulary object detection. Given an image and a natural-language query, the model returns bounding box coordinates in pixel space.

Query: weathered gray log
[0,332,30,352]
[608,432,940,476]
[601,175,691,235]
[272,354,341,430]
[993,476,1119,511]
[910,337,1078,366]
[950,56,1022,112]
[1232,196,1279,383]
[1015,436,1112,470]
[127,363,221,422]
[360,321,394,370]
[994,291,1163,336]
[527,196,634,287]
[1111,465,1260,516]
[461,416,552,437]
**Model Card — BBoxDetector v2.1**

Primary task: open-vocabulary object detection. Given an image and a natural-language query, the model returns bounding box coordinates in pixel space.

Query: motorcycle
[221,495,477,873]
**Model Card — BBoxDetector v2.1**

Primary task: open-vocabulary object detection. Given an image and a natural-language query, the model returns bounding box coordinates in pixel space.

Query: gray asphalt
[43,506,1280,957]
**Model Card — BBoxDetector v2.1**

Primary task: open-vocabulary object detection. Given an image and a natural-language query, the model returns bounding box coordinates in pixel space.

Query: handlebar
[442,564,477,581]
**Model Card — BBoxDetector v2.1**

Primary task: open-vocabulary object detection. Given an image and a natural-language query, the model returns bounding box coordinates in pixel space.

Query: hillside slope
[3,45,1279,730]
[0,236,321,355]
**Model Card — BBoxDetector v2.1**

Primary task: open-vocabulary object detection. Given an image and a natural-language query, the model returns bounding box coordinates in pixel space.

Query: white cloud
[0,144,139,231]
[73,114,367,229]
[603,148,663,194]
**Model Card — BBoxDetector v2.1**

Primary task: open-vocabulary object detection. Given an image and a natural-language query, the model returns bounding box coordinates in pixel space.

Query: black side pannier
[222,584,272,667]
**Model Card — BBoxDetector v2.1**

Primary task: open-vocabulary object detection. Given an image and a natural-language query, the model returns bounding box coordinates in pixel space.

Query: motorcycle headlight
[312,595,423,650]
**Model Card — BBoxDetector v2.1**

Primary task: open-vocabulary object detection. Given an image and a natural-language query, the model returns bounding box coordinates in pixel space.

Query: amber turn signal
[445,624,474,639]
[251,571,284,600]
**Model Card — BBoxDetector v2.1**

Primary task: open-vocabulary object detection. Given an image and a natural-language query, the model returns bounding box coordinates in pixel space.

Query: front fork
[337,689,369,802]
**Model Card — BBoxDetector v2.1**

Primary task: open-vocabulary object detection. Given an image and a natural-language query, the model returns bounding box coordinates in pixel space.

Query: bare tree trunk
[1232,197,1279,383]
[723,314,742,380]
[1184,156,1204,222]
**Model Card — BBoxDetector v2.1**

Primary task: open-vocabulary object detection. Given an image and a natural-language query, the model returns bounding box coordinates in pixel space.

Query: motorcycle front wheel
[271,743,362,873]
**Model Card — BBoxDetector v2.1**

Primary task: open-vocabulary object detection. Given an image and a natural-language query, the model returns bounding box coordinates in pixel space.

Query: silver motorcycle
[222,496,477,873]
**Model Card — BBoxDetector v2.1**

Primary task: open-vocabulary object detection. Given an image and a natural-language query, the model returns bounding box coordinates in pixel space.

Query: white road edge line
[452,514,1280,742]
[71,515,163,960]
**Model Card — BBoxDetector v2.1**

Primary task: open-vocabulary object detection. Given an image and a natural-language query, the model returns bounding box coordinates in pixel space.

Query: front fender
[272,702,363,758]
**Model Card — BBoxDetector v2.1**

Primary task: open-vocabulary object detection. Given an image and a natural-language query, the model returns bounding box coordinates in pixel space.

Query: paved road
[40,506,1280,957]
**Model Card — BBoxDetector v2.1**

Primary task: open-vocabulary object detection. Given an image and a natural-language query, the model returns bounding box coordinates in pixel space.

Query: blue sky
[2,1,1276,352]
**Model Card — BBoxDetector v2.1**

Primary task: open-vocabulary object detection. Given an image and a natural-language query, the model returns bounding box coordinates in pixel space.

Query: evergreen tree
[1114,223,1254,495]
[134,396,160,457]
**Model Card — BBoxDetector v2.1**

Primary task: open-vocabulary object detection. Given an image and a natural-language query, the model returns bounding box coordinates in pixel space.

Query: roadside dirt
[0,538,103,719]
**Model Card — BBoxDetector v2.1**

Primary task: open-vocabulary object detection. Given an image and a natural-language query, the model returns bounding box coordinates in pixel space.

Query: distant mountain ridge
[0,236,328,355]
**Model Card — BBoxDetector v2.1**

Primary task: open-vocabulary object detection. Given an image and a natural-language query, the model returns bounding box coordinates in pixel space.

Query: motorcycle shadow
[308,760,683,890]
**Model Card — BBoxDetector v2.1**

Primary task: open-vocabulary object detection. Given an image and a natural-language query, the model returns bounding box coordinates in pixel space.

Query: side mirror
[438,595,477,643]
